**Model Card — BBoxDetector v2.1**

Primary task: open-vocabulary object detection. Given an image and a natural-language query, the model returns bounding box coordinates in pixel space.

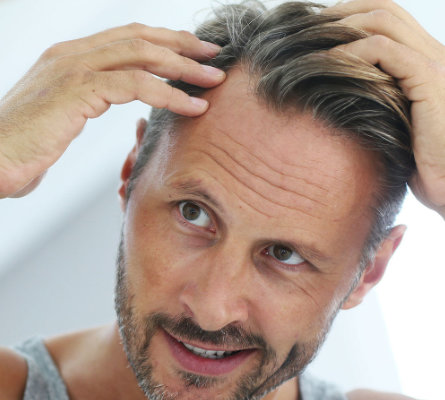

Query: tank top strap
[300,372,348,400]
[13,337,70,400]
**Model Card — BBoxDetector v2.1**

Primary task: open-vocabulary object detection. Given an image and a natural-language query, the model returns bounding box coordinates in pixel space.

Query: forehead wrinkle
[198,147,324,220]
[206,139,330,209]
[166,167,275,219]
[214,125,337,193]
[192,166,276,219]
[200,122,377,223]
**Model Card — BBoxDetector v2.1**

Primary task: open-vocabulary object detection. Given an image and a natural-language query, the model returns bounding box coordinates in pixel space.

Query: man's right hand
[0,23,225,198]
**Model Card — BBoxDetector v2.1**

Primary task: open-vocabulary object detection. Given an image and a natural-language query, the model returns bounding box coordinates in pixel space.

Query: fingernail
[201,64,225,78]
[201,40,221,54]
[190,96,208,109]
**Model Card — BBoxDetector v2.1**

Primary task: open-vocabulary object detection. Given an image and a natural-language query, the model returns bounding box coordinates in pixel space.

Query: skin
[324,0,445,219]
[110,67,405,400]
[0,23,225,198]
[0,0,441,399]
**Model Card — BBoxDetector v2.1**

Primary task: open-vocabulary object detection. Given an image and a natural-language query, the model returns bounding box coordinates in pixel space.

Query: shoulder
[347,389,416,400]
[0,346,28,400]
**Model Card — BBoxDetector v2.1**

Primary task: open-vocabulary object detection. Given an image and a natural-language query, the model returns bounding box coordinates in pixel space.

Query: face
[116,69,383,400]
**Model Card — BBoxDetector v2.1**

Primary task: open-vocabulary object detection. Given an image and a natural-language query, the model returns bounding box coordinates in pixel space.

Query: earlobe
[341,225,406,310]
[118,118,147,210]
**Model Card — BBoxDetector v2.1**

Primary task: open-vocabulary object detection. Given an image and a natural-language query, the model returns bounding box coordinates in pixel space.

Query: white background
[0,1,443,399]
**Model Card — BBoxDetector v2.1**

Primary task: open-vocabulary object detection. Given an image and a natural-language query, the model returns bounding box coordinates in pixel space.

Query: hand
[324,0,445,219]
[0,23,225,198]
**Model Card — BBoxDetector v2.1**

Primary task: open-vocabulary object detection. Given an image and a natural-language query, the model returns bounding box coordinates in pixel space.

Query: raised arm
[0,24,225,198]
[325,0,445,219]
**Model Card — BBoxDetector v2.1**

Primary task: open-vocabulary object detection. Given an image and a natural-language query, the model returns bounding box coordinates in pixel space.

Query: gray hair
[128,0,415,269]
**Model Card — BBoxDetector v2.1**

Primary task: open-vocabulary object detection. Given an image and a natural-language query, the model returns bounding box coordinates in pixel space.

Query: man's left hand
[325,0,445,219]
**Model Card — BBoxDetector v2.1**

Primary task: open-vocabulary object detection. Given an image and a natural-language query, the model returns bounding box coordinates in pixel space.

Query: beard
[114,236,341,400]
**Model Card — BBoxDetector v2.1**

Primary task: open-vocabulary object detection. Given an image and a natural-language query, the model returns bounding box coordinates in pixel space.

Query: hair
[128,0,416,269]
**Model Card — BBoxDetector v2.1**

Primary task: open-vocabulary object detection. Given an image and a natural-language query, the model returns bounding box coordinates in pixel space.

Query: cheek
[124,198,207,311]
[124,202,184,305]
[253,272,345,350]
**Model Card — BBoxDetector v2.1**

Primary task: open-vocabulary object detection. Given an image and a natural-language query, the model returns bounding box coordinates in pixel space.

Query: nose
[178,242,251,332]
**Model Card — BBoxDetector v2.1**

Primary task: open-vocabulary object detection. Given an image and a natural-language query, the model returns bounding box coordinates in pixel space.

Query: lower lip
[162,330,255,376]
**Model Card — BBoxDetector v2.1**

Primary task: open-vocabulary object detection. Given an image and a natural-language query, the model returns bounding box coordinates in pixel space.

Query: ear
[341,225,406,310]
[118,118,147,211]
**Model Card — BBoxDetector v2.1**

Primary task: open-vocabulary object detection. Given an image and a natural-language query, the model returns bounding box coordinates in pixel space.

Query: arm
[324,0,445,220]
[0,347,27,400]
[0,24,225,198]
[322,1,441,398]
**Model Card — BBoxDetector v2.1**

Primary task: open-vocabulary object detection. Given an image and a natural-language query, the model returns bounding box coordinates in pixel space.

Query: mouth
[162,329,256,376]
[181,341,239,359]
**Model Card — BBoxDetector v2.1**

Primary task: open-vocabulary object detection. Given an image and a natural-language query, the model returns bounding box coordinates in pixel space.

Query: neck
[99,323,148,399]
[263,377,299,400]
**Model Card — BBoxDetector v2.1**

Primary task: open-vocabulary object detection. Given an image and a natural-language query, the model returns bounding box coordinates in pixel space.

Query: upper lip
[164,329,256,353]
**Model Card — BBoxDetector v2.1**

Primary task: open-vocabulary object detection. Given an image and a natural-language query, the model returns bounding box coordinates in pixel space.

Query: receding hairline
[129,0,414,270]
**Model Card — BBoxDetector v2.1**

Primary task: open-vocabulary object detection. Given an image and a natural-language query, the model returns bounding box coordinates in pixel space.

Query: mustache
[147,312,270,351]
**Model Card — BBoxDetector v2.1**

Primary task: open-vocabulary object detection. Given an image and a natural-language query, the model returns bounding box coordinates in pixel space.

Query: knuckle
[428,60,445,77]
[153,44,173,61]
[127,38,148,53]
[126,22,146,33]
[374,0,395,9]
[41,42,66,59]
[370,34,392,48]
[165,86,187,110]
[177,29,196,41]
[370,9,393,25]
[131,69,150,83]
[175,29,199,53]
[164,85,175,108]
[129,70,152,101]
[51,56,93,87]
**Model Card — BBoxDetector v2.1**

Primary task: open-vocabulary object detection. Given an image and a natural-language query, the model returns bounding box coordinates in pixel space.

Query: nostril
[178,272,250,331]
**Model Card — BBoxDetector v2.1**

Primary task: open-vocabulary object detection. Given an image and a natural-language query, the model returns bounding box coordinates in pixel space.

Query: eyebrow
[280,240,330,265]
[167,178,331,266]
[167,179,226,214]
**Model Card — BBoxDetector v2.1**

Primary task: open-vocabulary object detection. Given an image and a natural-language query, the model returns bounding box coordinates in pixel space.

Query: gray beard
[114,235,340,400]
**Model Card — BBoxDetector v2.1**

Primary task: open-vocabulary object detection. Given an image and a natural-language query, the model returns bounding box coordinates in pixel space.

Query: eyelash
[174,200,307,270]
[175,200,216,233]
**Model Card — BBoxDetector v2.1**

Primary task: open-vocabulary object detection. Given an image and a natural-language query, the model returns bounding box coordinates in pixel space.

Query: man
[0,0,444,399]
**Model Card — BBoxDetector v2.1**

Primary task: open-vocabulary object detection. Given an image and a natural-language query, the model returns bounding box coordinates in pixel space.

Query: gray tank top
[13,337,347,399]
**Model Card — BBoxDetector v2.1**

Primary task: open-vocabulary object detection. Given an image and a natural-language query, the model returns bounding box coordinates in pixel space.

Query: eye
[266,244,305,266]
[178,201,211,228]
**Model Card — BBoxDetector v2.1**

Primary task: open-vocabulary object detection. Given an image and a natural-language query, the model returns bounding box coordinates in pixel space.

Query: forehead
[150,69,379,264]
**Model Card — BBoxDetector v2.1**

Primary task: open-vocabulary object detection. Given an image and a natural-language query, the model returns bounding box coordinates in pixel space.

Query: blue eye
[179,201,211,228]
[266,244,305,266]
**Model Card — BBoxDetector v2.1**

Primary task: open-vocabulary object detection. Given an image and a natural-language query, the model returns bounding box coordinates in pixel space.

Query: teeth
[182,342,234,359]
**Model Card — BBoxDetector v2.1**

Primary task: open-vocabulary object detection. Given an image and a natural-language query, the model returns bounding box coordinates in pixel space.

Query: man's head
[115,1,414,399]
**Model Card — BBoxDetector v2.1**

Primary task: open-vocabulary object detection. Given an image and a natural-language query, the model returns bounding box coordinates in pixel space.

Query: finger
[85,70,209,117]
[338,11,426,56]
[333,36,434,101]
[322,0,424,32]
[44,23,221,61]
[337,11,445,64]
[8,172,47,198]
[410,169,445,216]
[78,39,225,88]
